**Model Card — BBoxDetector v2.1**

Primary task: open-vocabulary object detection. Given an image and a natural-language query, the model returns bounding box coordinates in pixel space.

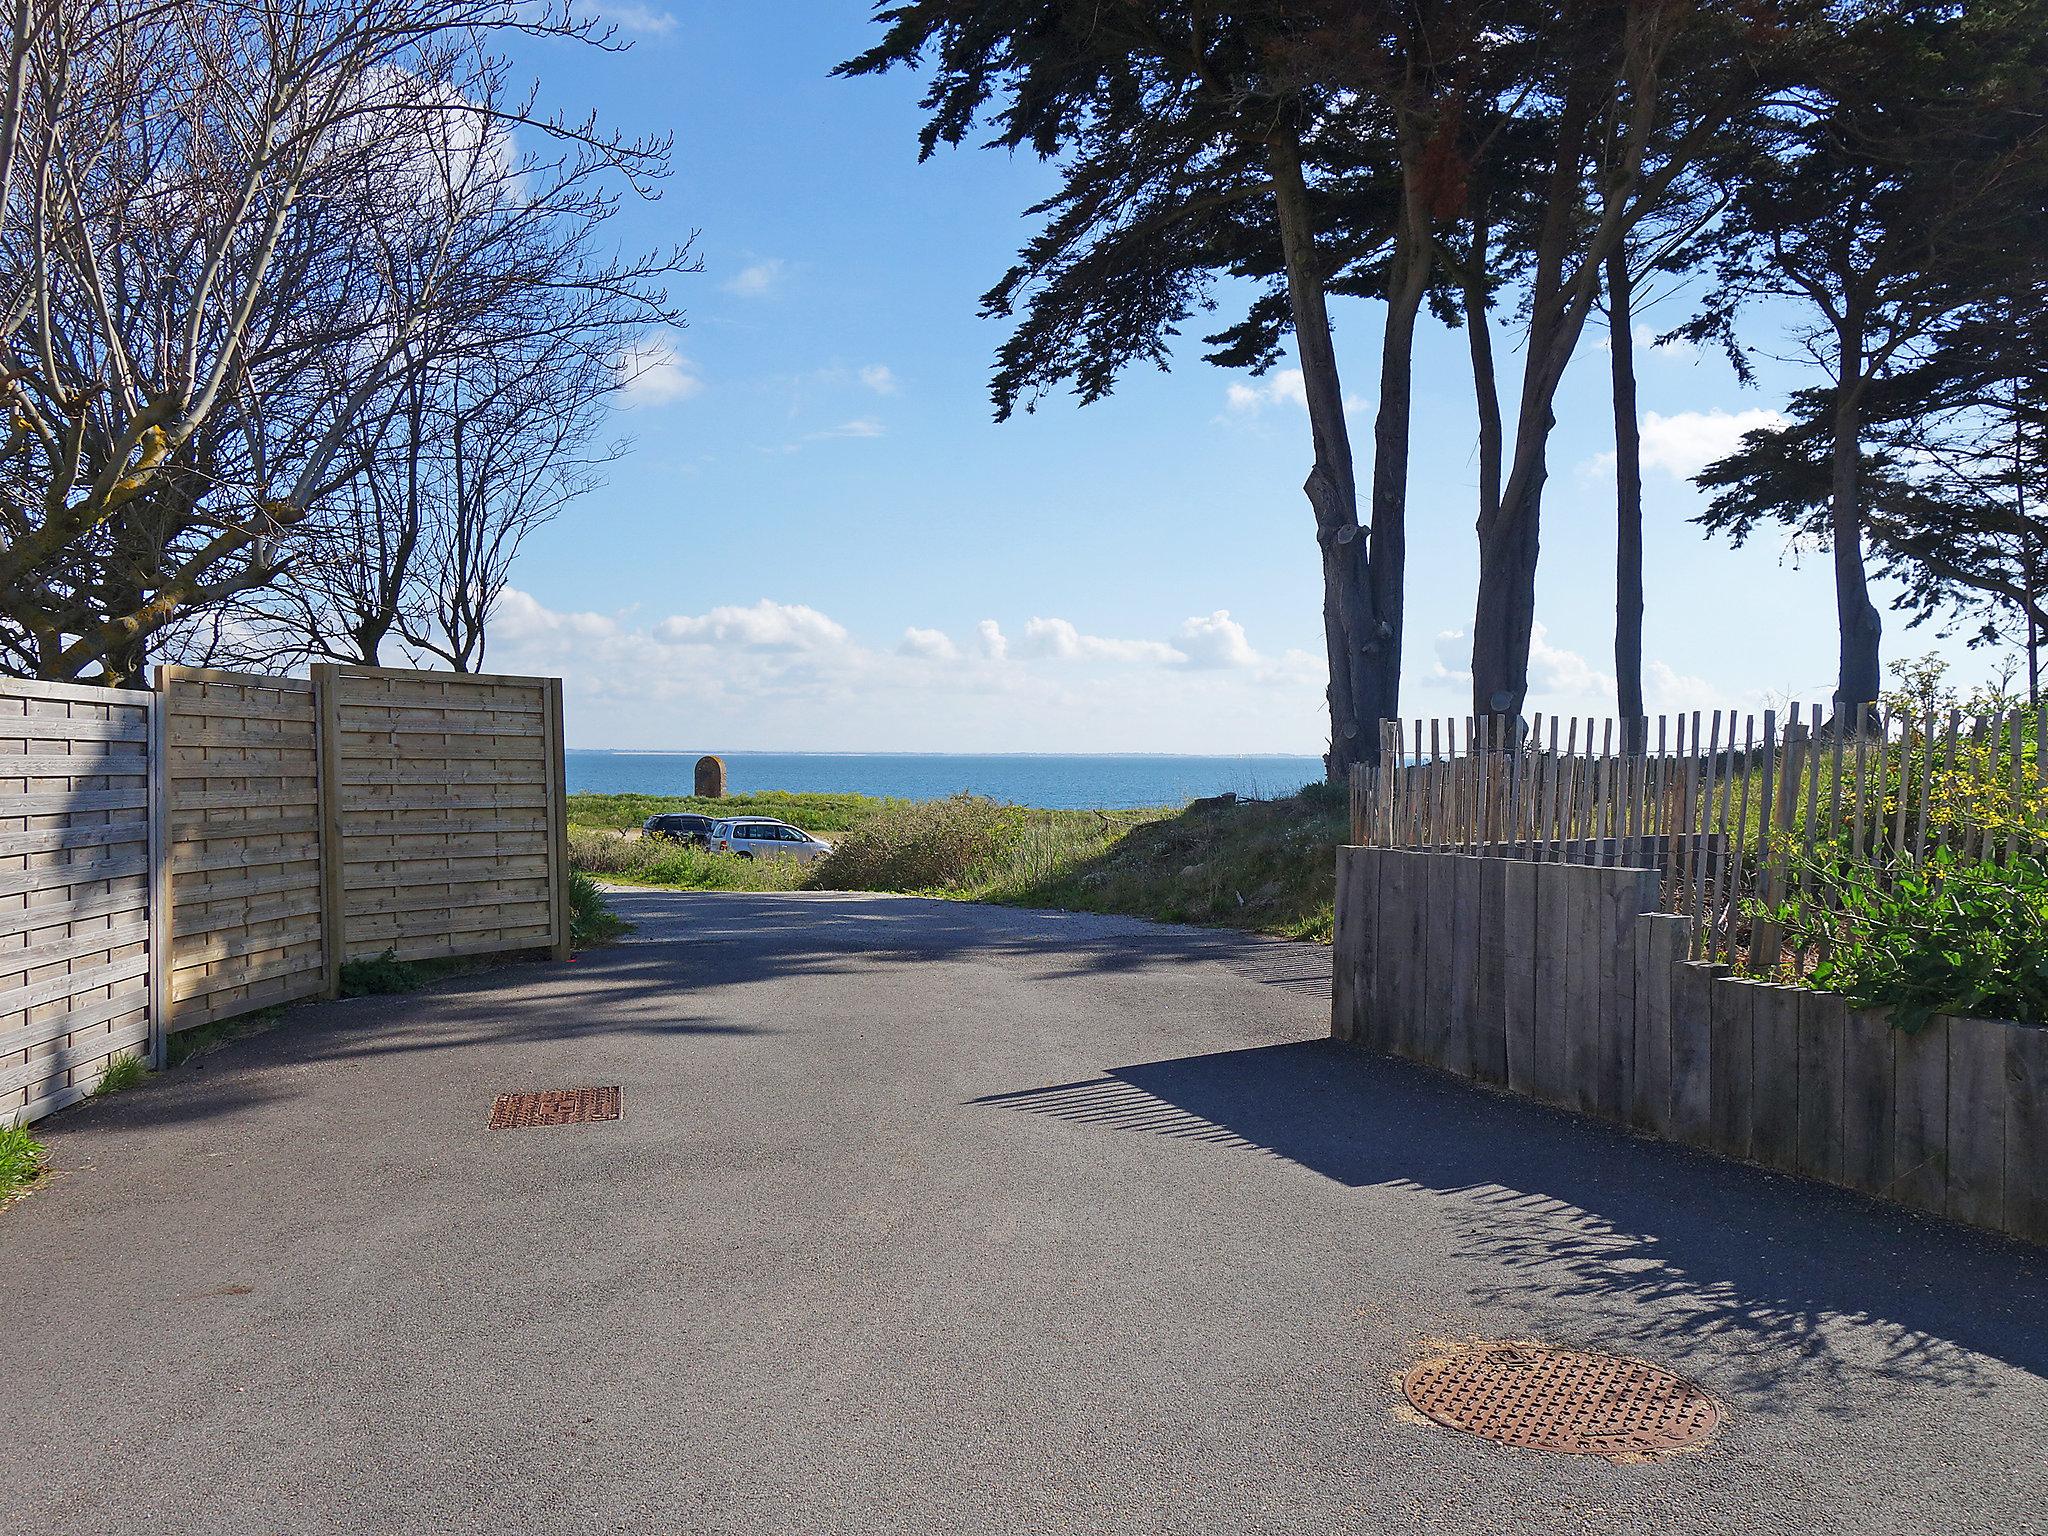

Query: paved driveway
[3,890,2044,1534]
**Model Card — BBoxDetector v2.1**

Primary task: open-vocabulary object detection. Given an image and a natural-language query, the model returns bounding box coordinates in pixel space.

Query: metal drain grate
[488,1087,622,1129]
[1402,1341,1720,1458]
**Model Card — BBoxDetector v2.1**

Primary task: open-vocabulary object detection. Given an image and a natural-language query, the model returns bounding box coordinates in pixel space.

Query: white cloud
[1022,616,1185,665]
[898,626,958,661]
[1640,408,1785,478]
[1226,368,1308,413]
[1175,610,1258,669]
[483,594,1331,754]
[653,599,848,652]
[605,3,675,33]
[859,364,897,395]
[1585,407,1787,481]
[723,258,785,298]
[815,417,885,439]
[1223,367,1368,417]
[613,331,703,406]
[491,588,620,644]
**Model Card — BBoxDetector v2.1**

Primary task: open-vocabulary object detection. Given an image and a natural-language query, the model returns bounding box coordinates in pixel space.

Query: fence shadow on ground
[972,1040,2047,1406]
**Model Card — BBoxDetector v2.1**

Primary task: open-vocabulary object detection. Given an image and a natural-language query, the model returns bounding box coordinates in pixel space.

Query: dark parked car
[642,813,716,846]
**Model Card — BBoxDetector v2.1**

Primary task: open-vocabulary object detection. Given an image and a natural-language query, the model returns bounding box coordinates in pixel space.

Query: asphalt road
[4,889,2045,1534]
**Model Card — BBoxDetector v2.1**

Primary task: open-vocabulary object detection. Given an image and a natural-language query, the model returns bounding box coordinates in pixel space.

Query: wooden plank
[0,919,151,972]
[0,788,149,816]
[314,664,346,998]
[1472,857,1509,1085]
[1377,852,1417,1058]
[0,751,150,777]
[147,675,169,1068]
[2004,1021,2048,1244]
[0,854,148,899]
[1708,976,1756,1160]
[0,1017,151,1099]
[1891,1016,1949,1215]
[0,713,150,744]
[1567,864,1603,1113]
[0,676,150,706]
[1840,1008,1896,1198]
[1330,847,1363,1043]
[1749,984,1802,1174]
[5,951,151,1013]
[1794,989,1847,1185]
[1531,860,1572,1105]
[1501,858,1537,1093]
[1945,1014,2007,1232]
[0,888,151,943]
[0,820,148,858]
[544,674,571,961]
[1397,852,1433,1061]
[1444,855,1480,1077]
[1630,914,1686,1135]
[1596,868,1656,1122]
[1418,853,1455,1068]
[0,986,150,1060]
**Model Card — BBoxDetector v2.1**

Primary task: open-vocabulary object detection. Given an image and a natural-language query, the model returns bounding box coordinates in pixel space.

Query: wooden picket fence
[1349,702,2048,970]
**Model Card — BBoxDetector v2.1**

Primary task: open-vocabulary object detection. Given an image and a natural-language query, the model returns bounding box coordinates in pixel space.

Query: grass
[91,1052,147,1097]
[570,827,811,891]
[568,790,902,837]
[166,1004,288,1068]
[568,870,631,945]
[570,787,1349,942]
[338,949,435,996]
[0,1123,42,1200]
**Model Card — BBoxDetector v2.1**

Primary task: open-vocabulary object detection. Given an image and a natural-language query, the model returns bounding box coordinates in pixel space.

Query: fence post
[312,663,346,996]
[147,667,173,1068]
[1753,714,1804,972]
[545,675,572,961]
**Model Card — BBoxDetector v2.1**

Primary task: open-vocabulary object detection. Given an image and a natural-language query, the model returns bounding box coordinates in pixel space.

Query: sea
[566,750,1323,811]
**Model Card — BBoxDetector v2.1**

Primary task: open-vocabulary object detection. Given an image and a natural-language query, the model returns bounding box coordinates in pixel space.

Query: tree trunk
[1362,176,1433,730]
[1608,245,1645,724]
[1828,358,1882,708]
[1267,133,1385,781]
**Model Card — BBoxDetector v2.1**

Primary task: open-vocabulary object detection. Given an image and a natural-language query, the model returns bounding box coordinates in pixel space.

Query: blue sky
[490,4,2006,755]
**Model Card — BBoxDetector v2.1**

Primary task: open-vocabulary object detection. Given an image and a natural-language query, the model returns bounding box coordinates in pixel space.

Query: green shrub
[0,1124,42,1197]
[567,871,631,946]
[339,949,432,996]
[91,1052,147,1096]
[567,790,900,835]
[569,828,809,892]
[1760,844,2048,1029]
[808,794,1026,893]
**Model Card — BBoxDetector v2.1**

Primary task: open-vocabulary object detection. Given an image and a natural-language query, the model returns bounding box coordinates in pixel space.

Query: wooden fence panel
[160,668,326,1031]
[1329,845,2048,1245]
[0,678,157,1124]
[322,666,568,966]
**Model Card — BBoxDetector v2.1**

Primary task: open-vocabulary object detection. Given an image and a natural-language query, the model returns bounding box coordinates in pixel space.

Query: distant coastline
[565,749,1321,811]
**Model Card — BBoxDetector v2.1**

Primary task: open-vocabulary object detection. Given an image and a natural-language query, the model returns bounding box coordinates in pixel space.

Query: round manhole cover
[1402,1341,1720,1459]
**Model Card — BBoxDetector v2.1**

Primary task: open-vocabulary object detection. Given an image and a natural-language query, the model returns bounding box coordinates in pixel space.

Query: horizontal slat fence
[0,679,160,1124]
[163,669,327,1030]
[321,666,567,969]
[1333,846,2048,1247]
[1,664,568,1127]
[1351,703,2048,970]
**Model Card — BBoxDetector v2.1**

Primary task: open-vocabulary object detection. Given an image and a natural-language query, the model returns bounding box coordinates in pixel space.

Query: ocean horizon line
[568,748,1323,760]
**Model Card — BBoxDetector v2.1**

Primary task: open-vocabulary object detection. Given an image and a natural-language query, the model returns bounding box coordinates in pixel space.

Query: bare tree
[0,0,686,684]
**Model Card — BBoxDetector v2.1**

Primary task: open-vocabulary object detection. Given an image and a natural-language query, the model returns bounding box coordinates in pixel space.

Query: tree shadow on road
[972,1041,2048,1408]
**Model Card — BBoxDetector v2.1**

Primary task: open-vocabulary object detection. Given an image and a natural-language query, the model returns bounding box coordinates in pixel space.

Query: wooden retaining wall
[0,679,160,1124]
[1332,846,2048,1247]
[0,664,569,1128]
